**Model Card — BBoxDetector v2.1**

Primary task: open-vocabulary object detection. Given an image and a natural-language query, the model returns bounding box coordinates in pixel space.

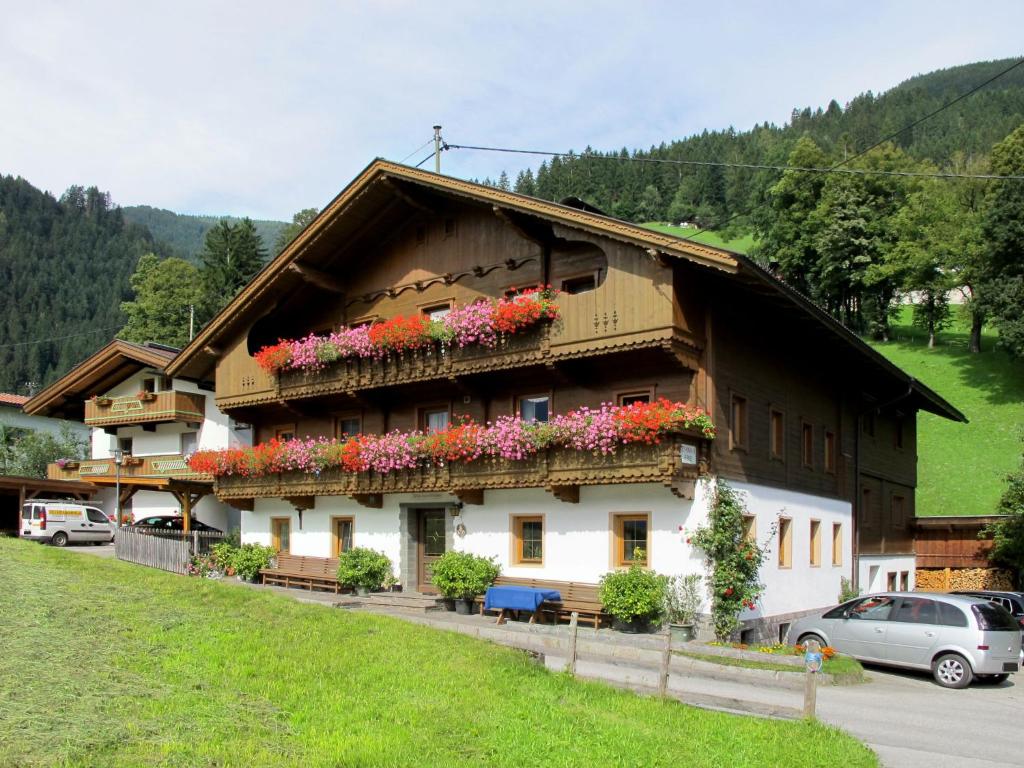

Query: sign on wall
[679,443,698,466]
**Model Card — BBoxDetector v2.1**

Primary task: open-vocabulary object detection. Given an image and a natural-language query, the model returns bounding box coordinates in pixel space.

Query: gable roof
[23,340,178,420]
[166,159,964,423]
[0,393,29,408]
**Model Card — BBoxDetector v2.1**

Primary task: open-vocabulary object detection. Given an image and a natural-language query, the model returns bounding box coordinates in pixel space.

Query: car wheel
[933,653,973,689]
[50,532,69,547]
[798,633,826,648]
[976,673,1010,685]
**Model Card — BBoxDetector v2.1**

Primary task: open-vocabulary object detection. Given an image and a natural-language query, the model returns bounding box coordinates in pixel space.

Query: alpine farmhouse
[165,160,965,638]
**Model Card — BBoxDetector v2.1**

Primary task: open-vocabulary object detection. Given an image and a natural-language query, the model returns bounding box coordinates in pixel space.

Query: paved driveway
[819,664,1024,767]
[58,542,117,558]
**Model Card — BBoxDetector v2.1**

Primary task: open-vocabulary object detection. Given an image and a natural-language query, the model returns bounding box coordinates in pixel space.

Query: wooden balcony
[47,454,212,485]
[85,391,206,428]
[213,436,709,507]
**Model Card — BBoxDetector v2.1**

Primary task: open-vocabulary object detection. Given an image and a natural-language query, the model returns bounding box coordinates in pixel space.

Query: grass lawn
[675,650,864,683]
[640,222,757,254]
[0,540,876,768]
[870,307,1024,517]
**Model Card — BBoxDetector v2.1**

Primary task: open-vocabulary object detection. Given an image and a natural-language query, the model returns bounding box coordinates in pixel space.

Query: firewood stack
[914,568,1015,591]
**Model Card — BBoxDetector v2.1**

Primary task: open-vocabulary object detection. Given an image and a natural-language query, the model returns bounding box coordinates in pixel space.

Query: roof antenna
[433,125,442,173]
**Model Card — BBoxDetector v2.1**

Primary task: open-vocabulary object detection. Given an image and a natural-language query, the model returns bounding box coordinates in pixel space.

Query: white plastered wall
[858,554,916,593]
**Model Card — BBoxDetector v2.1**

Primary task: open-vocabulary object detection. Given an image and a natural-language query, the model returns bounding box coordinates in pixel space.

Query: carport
[0,476,97,536]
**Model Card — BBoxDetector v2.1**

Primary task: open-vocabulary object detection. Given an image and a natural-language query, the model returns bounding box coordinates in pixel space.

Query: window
[891,597,936,624]
[886,571,897,591]
[159,376,173,391]
[274,426,296,442]
[331,517,354,557]
[561,274,597,295]
[271,517,291,553]
[824,431,836,474]
[809,520,821,567]
[900,571,910,591]
[613,513,650,567]
[938,602,968,627]
[420,406,450,433]
[421,302,452,321]
[512,515,544,565]
[142,377,156,393]
[849,595,896,620]
[617,390,652,406]
[769,409,784,460]
[119,437,133,455]
[86,508,108,524]
[742,514,756,543]
[832,522,843,566]
[778,517,792,567]
[180,432,198,456]
[335,414,362,439]
[519,394,550,423]
[801,422,814,468]
[730,394,748,451]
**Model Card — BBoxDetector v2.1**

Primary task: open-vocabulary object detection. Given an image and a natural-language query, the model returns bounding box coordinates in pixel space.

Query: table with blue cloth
[484,585,562,625]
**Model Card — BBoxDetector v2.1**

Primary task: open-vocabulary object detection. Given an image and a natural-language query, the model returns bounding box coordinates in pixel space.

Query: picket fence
[114,527,226,574]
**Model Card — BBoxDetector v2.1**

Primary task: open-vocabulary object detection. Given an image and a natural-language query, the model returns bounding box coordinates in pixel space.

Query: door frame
[416,507,449,594]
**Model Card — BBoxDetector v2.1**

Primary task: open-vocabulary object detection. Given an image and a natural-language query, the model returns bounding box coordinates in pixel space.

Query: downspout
[852,381,914,591]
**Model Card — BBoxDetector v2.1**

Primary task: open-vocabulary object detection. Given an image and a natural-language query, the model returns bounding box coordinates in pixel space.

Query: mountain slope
[122,206,288,261]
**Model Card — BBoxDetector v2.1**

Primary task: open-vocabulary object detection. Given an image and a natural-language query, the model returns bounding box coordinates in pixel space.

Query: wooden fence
[114,528,226,574]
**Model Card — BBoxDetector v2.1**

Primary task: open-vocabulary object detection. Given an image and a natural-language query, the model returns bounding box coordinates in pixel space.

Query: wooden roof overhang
[24,340,178,421]
[0,475,97,500]
[164,160,964,424]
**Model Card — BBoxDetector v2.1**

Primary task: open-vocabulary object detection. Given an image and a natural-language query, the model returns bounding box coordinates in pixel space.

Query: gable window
[832,523,843,566]
[420,406,450,433]
[421,302,452,321]
[512,515,544,565]
[809,520,821,567]
[519,394,550,423]
[824,431,836,474]
[331,516,354,557]
[612,513,650,567]
[271,517,291,554]
[801,422,814,468]
[142,377,156,393]
[769,408,785,460]
[618,389,652,407]
[336,414,362,439]
[730,394,748,451]
[561,274,597,295]
[778,517,792,568]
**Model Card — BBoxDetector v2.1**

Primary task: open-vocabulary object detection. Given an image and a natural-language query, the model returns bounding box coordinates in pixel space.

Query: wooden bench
[259,554,346,593]
[476,576,609,628]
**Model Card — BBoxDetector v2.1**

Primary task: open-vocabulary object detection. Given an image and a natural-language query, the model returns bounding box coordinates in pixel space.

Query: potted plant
[122,455,143,467]
[599,565,668,633]
[93,395,112,407]
[337,547,393,596]
[55,457,80,470]
[136,390,157,402]
[665,573,702,642]
[429,551,500,614]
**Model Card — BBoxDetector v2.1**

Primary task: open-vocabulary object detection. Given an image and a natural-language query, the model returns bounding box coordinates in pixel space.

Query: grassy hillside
[641,222,757,254]
[871,308,1024,518]
[122,205,288,261]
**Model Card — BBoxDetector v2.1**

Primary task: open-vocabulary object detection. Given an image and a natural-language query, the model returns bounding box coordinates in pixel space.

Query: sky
[2,1,1023,221]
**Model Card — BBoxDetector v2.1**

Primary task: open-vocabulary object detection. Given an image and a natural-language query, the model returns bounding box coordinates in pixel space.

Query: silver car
[787,592,1021,689]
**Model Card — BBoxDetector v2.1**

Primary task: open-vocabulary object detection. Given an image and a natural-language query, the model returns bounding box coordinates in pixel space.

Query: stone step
[336,592,447,612]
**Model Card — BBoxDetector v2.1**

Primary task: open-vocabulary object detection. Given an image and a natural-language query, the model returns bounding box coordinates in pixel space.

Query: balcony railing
[85,391,206,428]
[47,454,212,484]
[256,325,552,404]
[213,436,707,504]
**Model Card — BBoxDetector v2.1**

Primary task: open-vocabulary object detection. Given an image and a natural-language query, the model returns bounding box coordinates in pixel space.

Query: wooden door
[417,508,447,593]
[271,517,291,553]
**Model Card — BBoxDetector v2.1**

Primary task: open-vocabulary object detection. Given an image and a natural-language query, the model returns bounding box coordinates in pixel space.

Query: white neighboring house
[23,340,250,531]
[0,392,89,441]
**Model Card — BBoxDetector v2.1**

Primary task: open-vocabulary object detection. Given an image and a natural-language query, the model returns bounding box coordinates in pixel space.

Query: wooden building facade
[166,161,964,634]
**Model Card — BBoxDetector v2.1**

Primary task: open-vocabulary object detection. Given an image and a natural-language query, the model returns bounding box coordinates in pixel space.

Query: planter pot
[95,398,112,407]
[442,598,456,611]
[454,598,474,615]
[354,586,370,597]
[612,617,656,634]
[669,623,696,643]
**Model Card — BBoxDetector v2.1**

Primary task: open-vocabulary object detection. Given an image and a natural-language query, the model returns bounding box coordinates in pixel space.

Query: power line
[0,325,122,350]
[444,144,1024,180]
[398,137,436,165]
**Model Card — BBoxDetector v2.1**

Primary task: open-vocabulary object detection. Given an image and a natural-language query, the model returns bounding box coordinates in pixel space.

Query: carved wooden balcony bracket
[452,488,485,505]
[285,495,315,512]
[546,484,580,504]
[668,478,697,500]
[350,493,383,509]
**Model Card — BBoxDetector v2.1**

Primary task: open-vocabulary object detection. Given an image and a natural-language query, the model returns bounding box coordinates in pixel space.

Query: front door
[417,508,447,593]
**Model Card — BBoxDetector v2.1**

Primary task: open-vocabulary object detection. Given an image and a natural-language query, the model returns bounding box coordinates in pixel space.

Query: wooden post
[182,491,191,533]
[802,638,821,720]
[658,630,672,697]
[567,611,579,676]
[943,566,951,591]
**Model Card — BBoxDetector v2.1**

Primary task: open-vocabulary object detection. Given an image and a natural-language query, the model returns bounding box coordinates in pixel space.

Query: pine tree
[198,219,267,322]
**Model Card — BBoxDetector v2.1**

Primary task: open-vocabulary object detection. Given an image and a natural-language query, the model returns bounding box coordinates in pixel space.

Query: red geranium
[254,342,293,373]
[367,314,431,353]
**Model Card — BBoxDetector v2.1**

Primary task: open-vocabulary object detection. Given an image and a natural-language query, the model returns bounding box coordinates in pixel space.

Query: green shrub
[664,573,702,625]
[337,547,393,590]
[210,541,238,573]
[429,551,500,599]
[231,544,276,582]
[599,566,668,624]
[838,576,860,603]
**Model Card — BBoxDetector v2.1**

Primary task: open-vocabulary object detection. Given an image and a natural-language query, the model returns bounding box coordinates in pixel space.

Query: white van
[20,500,114,546]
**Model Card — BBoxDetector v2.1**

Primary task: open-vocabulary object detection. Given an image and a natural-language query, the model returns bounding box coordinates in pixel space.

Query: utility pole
[189,305,195,341]
[433,125,442,173]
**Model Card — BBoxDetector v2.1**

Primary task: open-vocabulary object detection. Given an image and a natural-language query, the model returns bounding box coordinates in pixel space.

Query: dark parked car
[131,515,222,533]
[952,591,1024,630]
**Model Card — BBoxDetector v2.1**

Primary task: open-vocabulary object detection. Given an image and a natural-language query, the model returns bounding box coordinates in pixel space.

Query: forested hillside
[0,178,166,393]
[508,58,1024,227]
[122,206,287,260]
